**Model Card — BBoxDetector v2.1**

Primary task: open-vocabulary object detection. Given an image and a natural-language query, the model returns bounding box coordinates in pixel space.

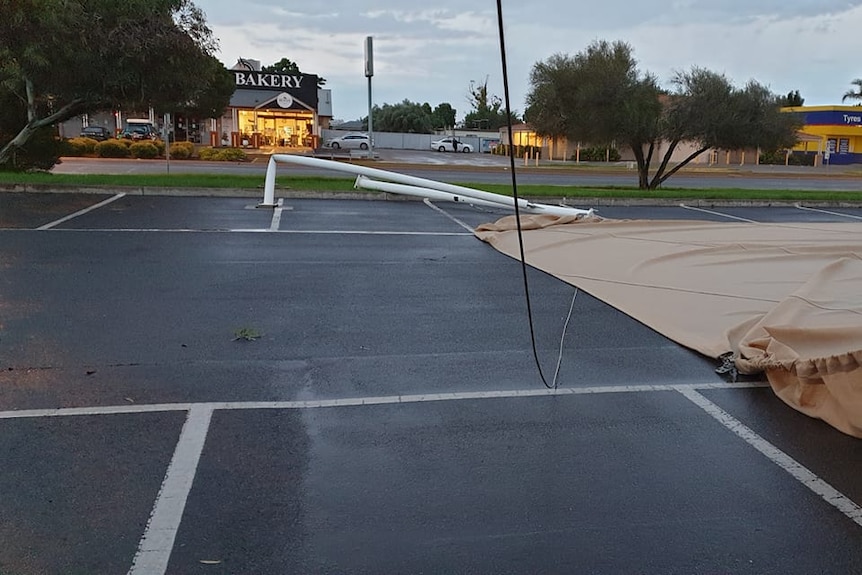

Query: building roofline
[782,105,862,112]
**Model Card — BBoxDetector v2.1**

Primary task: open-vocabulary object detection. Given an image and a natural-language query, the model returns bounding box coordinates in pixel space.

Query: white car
[325,133,371,150]
[431,137,472,153]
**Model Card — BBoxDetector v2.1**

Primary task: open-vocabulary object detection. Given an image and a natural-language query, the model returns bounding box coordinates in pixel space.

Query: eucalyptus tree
[0,0,233,169]
[525,41,663,188]
[525,40,799,189]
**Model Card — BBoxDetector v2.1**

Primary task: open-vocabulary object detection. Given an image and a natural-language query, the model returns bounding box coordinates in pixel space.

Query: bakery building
[59,58,333,150]
[213,58,332,149]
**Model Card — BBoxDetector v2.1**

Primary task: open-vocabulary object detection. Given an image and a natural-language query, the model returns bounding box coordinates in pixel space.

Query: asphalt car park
[1,192,862,574]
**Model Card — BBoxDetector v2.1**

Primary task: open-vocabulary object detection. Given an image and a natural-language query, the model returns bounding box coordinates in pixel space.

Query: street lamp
[365,36,374,158]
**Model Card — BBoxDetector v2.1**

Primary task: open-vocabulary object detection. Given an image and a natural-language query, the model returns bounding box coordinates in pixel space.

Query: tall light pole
[364,36,374,158]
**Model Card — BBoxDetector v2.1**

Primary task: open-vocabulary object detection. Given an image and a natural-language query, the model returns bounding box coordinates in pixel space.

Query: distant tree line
[356,77,520,134]
[362,100,457,134]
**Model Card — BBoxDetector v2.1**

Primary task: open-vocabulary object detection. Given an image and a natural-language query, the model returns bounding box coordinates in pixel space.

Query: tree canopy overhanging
[525,40,800,189]
[261,57,327,88]
[0,0,233,170]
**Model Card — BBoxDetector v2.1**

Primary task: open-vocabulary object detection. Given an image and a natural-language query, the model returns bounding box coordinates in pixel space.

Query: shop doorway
[237,110,315,148]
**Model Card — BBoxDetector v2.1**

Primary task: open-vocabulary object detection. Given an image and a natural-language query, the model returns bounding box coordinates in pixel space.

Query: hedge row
[759,150,816,166]
[61,138,247,161]
[490,144,623,162]
[491,144,543,158]
[572,147,622,162]
[198,147,248,161]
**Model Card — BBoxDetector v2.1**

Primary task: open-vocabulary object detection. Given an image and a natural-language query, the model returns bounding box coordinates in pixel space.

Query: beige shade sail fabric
[475,214,862,437]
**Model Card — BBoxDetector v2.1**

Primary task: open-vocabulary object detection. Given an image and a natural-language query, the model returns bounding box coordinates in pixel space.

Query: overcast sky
[198,1,862,122]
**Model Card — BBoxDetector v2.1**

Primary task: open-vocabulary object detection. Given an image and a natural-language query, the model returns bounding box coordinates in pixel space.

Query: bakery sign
[234,71,318,107]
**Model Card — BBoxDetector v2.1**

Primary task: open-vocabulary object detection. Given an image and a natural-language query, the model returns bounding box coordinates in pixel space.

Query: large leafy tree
[358,100,455,133]
[0,0,232,170]
[525,40,799,189]
[526,42,662,188]
[372,100,435,133]
[430,103,457,130]
[842,79,862,104]
[176,56,235,120]
[654,69,799,188]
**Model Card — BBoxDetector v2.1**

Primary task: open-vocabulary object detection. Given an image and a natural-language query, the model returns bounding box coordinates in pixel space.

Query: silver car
[431,137,472,153]
[325,133,371,150]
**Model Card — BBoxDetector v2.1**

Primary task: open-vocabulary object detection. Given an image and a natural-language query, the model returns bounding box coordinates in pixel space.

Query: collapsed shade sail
[476,215,862,437]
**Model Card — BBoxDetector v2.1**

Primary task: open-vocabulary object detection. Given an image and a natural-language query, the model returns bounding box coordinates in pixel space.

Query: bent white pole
[262,156,278,206]
[355,176,593,216]
[354,176,512,210]
[261,154,580,213]
[262,153,515,207]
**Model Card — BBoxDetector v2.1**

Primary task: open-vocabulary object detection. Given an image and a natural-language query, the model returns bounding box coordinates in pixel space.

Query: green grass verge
[464,183,862,202]
[1,171,861,202]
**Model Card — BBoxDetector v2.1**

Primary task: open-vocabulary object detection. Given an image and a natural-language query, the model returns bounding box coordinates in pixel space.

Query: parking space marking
[269,198,285,231]
[33,228,473,236]
[0,402,196,419]
[127,405,214,575]
[423,198,478,232]
[795,204,862,220]
[4,380,861,574]
[257,229,474,236]
[37,192,126,230]
[0,381,766,420]
[679,388,862,528]
[678,204,757,222]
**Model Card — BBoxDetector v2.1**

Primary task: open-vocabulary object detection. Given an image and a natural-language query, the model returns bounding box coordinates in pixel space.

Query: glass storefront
[237,109,315,148]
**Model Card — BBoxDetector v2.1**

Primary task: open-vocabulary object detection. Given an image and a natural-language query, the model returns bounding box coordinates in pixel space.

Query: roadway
[50,150,862,191]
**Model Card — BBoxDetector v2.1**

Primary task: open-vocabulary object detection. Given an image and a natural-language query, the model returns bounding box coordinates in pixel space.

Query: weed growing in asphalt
[233,327,263,341]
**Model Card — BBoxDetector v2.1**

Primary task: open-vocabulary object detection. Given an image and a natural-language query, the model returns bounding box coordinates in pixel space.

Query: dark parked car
[119,123,158,141]
[80,126,112,141]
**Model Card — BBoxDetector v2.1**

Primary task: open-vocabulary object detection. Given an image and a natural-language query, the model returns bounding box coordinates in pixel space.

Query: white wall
[321,129,481,151]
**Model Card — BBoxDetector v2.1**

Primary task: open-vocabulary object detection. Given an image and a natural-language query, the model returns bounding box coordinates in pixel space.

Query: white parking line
[795,204,862,220]
[24,228,473,236]
[269,198,284,231]
[127,405,213,575]
[423,198,477,232]
[37,193,126,230]
[3,379,860,575]
[0,381,766,420]
[679,388,862,528]
[679,204,757,222]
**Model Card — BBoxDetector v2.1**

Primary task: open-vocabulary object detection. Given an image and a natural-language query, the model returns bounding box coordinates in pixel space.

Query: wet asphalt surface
[1,192,862,574]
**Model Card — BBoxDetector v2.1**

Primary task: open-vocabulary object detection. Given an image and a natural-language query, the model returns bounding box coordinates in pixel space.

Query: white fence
[320,129,499,153]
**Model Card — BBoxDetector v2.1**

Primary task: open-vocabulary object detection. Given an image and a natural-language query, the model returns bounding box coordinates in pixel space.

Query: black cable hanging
[495,0,555,389]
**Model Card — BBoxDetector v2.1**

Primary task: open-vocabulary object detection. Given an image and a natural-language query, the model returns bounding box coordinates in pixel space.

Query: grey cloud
[197,0,862,121]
